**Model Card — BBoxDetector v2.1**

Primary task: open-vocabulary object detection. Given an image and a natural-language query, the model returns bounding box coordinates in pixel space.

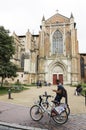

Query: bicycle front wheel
[52,110,68,125]
[30,105,43,121]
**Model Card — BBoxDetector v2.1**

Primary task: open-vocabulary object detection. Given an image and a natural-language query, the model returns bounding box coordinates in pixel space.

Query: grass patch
[0,86,30,95]
[0,82,36,96]
[23,83,36,87]
[0,87,8,95]
[81,88,86,97]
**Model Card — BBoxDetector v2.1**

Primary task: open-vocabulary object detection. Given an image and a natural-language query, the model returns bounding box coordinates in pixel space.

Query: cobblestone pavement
[0,101,86,130]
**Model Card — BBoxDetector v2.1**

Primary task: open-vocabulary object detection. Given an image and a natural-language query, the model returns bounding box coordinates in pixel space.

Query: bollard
[8,89,11,99]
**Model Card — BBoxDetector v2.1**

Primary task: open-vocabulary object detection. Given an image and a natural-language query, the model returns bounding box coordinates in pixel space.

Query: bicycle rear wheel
[60,103,70,116]
[52,110,68,125]
[66,105,70,116]
[30,105,43,121]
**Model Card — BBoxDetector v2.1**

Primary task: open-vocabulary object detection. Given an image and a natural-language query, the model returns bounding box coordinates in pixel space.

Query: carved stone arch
[48,60,66,73]
[48,60,67,84]
[51,28,63,36]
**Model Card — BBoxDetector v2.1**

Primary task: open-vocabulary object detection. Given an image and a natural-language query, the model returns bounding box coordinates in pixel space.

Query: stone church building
[12,12,85,85]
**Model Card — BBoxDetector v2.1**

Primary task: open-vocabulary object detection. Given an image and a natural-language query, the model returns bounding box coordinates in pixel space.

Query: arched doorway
[52,65,64,85]
[48,61,66,85]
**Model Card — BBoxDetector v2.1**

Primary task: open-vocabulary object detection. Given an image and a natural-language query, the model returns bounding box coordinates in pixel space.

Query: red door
[59,74,63,84]
[53,74,57,85]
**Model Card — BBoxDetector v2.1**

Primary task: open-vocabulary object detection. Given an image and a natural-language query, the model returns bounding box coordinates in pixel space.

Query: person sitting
[75,84,82,96]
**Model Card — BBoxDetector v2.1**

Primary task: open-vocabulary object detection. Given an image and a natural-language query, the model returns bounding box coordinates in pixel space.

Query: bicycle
[35,91,70,116]
[30,92,68,125]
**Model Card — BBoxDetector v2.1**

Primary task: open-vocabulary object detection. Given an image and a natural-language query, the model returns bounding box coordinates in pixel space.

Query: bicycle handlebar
[43,94,51,97]
[38,92,54,107]
[39,92,53,101]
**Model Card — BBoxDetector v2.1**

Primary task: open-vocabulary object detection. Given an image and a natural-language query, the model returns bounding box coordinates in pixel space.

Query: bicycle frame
[35,97,51,116]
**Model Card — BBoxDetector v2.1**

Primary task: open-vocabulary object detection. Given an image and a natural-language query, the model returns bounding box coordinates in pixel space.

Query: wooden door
[53,74,57,85]
[59,74,63,84]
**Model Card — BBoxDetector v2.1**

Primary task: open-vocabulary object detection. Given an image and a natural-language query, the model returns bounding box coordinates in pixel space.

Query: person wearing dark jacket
[52,79,67,104]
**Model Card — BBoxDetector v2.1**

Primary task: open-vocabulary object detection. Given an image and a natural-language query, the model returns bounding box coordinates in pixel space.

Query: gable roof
[45,13,70,25]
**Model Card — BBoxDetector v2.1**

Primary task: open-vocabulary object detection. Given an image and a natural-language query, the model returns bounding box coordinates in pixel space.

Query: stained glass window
[52,30,63,54]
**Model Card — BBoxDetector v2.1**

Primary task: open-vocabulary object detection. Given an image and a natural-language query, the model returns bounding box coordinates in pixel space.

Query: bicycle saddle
[52,100,60,105]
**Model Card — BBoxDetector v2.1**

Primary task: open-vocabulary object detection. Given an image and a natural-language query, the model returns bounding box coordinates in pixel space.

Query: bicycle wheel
[52,110,68,125]
[66,105,70,116]
[60,103,70,116]
[30,105,43,121]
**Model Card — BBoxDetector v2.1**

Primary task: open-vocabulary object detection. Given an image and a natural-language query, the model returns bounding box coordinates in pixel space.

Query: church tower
[38,12,80,85]
[70,13,80,84]
[38,16,46,81]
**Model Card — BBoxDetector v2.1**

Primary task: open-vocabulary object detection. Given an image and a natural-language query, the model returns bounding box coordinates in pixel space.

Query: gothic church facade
[12,12,81,85]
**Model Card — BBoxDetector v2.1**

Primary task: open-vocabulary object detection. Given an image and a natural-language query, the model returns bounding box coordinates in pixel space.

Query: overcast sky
[0,0,86,53]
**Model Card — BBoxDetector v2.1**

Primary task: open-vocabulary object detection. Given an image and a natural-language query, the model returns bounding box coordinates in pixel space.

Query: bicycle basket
[60,103,67,108]
[53,106,65,114]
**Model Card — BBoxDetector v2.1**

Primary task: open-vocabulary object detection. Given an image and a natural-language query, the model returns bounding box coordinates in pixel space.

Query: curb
[0,122,48,130]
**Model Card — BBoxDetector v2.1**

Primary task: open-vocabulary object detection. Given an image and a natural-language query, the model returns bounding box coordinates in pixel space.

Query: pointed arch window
[52,30,63,54]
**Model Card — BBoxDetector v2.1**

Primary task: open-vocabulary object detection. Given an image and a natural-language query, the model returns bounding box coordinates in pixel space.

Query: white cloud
[0,0,86,53]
